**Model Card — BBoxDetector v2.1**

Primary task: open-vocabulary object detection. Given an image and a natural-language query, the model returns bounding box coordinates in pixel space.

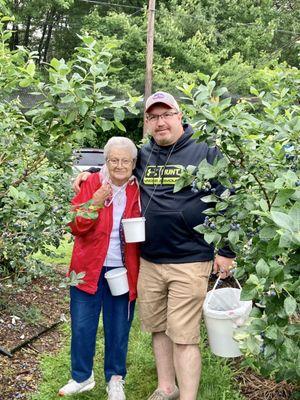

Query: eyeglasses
[146,111,179,123]
[106,158,134,167]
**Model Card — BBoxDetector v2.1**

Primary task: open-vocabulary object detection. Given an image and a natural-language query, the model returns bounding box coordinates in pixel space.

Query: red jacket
[68,172,140,301]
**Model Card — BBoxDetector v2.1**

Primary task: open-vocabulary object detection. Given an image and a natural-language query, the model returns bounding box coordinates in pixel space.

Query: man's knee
[174,343,198,352]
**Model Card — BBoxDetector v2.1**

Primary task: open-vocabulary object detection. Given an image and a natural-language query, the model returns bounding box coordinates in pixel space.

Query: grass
[31,314,244,400]
[33,236,73,266]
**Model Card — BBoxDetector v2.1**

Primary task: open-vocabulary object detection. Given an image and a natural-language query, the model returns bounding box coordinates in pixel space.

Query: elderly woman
[59,137,140,400]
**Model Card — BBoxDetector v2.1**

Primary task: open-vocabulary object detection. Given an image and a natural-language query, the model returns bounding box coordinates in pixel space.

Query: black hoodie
[135,124,235,263]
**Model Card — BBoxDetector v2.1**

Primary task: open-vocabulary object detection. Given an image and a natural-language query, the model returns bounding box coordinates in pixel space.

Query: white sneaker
[58,372,95,396]
[106,377,126,400]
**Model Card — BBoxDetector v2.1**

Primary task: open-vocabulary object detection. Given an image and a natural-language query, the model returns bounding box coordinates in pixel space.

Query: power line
[59,9,300,36]
[79,0,143,10]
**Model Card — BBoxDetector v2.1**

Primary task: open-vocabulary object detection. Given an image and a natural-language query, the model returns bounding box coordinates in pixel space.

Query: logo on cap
[153,93,166,99]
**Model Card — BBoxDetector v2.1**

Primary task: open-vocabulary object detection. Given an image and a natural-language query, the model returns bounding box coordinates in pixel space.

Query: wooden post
[143,0,156,136]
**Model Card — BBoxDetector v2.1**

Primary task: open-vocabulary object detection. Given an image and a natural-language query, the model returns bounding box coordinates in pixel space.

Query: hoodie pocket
[142,210,196,258]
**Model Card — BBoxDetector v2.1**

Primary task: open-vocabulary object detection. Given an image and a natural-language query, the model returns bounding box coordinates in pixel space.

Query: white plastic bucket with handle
[121,217,146,243]
[104,268,129,296]
[203,276,252,358]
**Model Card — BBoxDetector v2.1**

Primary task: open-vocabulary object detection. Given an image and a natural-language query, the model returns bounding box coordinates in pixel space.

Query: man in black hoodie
[73,92,235,400]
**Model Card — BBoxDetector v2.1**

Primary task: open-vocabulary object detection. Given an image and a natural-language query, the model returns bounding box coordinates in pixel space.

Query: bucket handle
[206,275,242,305]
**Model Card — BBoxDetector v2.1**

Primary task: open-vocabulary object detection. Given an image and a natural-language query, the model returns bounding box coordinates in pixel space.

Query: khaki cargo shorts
[137,257,212,344]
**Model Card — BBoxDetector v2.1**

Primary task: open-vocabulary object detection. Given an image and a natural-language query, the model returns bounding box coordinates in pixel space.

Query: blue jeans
[70,267,135,383]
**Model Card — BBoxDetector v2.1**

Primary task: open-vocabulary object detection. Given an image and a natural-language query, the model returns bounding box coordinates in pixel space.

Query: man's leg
[173,343,201,400]
[152,332,177,394]
[138,258,179,399]
[166,261,212,400]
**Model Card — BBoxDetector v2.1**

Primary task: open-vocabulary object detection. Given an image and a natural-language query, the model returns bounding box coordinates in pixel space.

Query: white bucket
[203,277,252,358]
[121,217,146,243]
[104,268,129,296]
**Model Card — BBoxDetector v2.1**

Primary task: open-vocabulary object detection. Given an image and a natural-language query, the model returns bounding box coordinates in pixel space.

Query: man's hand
[92,183,112,208]
[73,171,91,194]
[213,255,236,279]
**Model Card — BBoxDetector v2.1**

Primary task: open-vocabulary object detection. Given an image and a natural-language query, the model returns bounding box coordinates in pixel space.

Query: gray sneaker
[106,378,126,400]
[147,386,180,400]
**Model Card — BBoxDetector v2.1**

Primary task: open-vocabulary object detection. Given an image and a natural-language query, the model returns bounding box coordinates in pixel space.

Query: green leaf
[186,165,196,174]
[214,87,228,97]
[204,232,219,244]
[173,177,185,193]
[8,186,19,198]
[270,211,293,232]
[79,102,89,117]
[50,58,61,70]
[101,120,114,132]
[200,195,218,203]
[259,198,269,212]
[82,36,96,46]
[255,259,270,278]
[26,60,36,77]
[273,189,295,206]
[240,287,257,300]
[19,79,32,88]
[246,274,260,286]
[265,325,278,340]
[284,296,296,316]
[289,203,300,232]
[259,226,276,240]
[193,224,206,234]
[65,111,77,124]
[220,189,231,199]
[114,108,125,122]
[228,230,239,245]
[215,202,228,212]
[264,344,276,357]
[279,231,292,248]
[114,120,126,132]
[61,94,75,103]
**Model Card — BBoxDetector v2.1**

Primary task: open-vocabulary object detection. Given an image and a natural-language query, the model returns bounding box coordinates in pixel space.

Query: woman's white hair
[103,136,137,159]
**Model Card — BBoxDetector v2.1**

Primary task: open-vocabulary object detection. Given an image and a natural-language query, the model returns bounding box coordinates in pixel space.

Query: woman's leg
[70,284,102,382]
[102,270,135,382]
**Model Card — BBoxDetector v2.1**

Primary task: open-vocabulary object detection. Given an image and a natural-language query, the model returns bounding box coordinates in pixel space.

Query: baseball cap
[145,91,180,112]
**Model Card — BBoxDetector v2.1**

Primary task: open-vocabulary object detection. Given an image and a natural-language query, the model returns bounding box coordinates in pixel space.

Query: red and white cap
[145,91,180,112]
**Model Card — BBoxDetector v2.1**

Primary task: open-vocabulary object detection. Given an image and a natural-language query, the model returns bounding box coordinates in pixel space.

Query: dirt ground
[0,272,297,400]
[0,268,69,399]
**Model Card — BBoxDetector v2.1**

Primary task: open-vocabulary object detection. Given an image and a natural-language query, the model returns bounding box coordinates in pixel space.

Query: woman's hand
[92,183,112,208]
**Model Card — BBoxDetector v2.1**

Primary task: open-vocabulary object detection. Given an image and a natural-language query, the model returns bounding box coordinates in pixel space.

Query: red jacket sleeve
[68,175,102,236]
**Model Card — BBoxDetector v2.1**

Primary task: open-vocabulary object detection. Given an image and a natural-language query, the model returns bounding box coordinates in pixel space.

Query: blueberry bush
[175,72,300,383]
[0,16,138,281]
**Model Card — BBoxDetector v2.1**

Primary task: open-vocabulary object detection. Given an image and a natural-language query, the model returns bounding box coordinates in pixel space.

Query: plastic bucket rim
[122,217,146,224]
[104,268,127,279]
[204,287,252,319]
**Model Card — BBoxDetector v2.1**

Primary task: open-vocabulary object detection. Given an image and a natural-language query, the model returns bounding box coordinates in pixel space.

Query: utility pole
[144,0,156,136]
